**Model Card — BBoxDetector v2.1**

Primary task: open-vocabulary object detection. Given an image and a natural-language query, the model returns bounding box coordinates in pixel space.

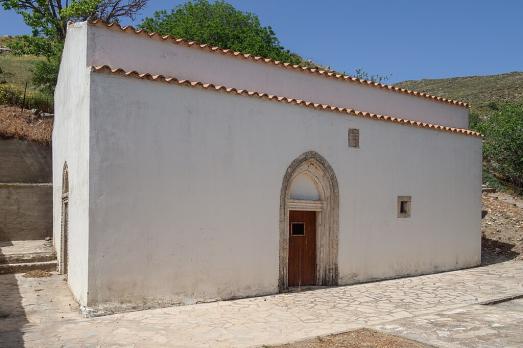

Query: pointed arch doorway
[279,151,339,290]
[60,163,69,275]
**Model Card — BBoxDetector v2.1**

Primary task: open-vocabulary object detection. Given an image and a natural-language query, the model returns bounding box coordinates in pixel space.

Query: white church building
[54,20,482,312]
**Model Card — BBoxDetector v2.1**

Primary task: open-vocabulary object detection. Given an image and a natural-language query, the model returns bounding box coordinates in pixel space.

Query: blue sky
[1,0,521,83]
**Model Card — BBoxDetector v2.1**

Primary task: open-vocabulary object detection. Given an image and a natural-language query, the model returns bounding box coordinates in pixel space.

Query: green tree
[4,36,64,93]
[1,0,148,94]
[140,0,306,65]
[1,0,148,40]
[476,103,523,191]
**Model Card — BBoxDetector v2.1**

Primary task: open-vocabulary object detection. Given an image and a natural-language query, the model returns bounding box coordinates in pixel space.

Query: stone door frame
[279,151,339,291]
[60,162,69,275]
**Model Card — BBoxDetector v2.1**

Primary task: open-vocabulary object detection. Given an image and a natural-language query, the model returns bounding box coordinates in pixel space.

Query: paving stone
[0,261,522,347]
[374,299,523,347]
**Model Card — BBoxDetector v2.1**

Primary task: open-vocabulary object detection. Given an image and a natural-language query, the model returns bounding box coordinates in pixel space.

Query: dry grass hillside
[396,72,523,115]
[0,52,53,113]
[0,52,44,90]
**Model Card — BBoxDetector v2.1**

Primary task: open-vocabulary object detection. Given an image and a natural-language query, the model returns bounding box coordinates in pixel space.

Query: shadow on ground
[0,240,28,348]
[481,236,519,265]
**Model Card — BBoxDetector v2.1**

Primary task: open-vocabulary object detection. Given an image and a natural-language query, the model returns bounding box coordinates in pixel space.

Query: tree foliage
[140,0,306,65]
[1,0,147,40]
[32,46,62,94]
[1,0,148,94]
[4,35,61,56]
[474,103,523,191]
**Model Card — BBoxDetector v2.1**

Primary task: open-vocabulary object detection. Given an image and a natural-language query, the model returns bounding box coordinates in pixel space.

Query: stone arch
[279,151,339,290]
[62,162,69,195]
[60,162,69,275]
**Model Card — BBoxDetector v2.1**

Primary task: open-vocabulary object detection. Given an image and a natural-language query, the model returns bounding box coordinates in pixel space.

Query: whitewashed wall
[86,72,481,308]
[85,23,469,129]
[53,23,91,305]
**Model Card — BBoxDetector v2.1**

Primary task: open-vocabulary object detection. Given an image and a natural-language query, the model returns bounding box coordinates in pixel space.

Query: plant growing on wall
[352,68,391,84]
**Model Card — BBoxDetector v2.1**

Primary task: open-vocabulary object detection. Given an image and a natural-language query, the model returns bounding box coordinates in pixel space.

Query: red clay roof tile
[86,20,469,109]
[90,65,480,138]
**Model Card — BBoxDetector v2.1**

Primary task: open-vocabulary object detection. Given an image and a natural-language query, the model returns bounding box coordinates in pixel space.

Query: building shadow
[0,240,28,348]
[481,236,519,266]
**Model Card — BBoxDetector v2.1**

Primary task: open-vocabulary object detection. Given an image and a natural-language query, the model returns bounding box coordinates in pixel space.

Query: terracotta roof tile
[86,20,469,109]
[91,65,481,138]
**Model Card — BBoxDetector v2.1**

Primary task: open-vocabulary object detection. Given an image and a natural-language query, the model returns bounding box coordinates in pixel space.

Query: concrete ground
[0,261,522,347]
[0,240,56,275]
[0,240,53,257]
[375,298,523,348]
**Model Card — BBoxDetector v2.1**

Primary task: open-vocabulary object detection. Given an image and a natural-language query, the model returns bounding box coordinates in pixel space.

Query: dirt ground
[481,191,523,265]
[268,328,430,348]
[0,104,52,143]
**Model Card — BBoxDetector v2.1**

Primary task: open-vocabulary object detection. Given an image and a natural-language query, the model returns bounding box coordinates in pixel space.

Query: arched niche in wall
[289,173,321,201]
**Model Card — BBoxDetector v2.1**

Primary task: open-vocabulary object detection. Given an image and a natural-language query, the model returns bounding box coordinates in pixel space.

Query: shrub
[0,84,53,113]
[32,51,61,95]
[0,84,22,105]
[476,103,523,191]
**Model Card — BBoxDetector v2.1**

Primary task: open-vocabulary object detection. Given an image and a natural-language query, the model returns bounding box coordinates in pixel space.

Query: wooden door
[288,210,316,286]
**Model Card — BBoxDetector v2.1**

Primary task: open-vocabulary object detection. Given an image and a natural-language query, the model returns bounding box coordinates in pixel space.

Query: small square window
[397,196,411,218]
[348,128,360,148]
[291,222,305,236]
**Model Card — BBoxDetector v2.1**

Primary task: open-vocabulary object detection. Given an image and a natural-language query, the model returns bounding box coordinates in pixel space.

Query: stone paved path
[374,298,523,348]
[1,261,522,347]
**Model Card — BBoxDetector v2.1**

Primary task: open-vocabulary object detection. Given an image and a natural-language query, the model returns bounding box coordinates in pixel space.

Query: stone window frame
[397,196,412,218]
[348,128,360,148]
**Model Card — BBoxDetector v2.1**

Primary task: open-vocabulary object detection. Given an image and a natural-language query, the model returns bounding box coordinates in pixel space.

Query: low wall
[0,184,53,241]
[0,138,53,241]
[0,138,52,183]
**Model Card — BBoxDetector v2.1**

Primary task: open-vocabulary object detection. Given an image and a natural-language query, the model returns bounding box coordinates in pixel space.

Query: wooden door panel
[288,210,316,286]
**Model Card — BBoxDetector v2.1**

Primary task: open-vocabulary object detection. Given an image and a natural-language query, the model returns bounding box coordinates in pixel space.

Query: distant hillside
[396,72,523,115]
[0,35,12,46]
[0,53,52,113]
[0,52,44,90]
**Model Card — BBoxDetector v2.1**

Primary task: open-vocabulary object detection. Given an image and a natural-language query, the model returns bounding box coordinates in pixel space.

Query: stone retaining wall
[0,138,52,241]
[0,184,53,241]
[0,138,52,183]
